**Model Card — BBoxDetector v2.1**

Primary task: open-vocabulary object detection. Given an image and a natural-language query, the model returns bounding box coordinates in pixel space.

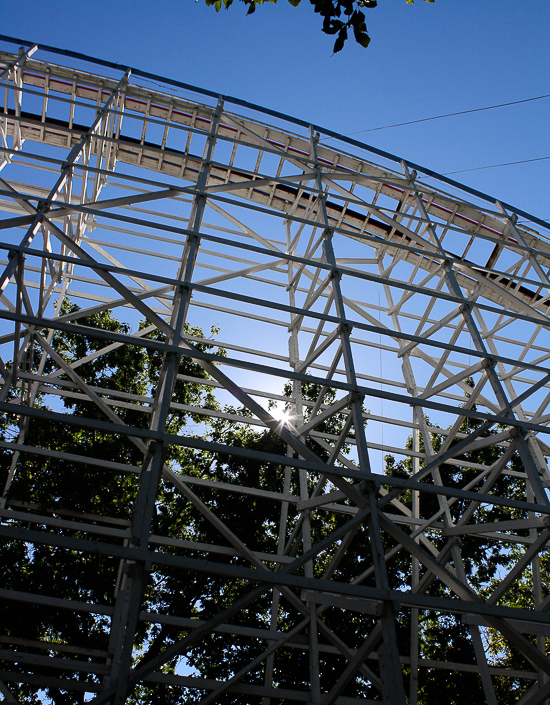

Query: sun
[272,407,292,426]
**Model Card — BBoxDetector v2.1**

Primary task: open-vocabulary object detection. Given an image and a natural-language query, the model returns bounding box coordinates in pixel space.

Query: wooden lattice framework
[0,37,549,705]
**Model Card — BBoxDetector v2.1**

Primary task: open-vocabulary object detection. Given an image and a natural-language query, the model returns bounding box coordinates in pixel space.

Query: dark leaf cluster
[204,0,435,53]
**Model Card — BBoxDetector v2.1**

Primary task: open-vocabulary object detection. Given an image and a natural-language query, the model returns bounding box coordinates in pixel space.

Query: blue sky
[1,0,548,217]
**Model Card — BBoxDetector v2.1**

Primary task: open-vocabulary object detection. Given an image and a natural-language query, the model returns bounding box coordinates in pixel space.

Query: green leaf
[323,18,344,34]
[288,0,301,6]
[355,31,370,48]
[333,26,347,54]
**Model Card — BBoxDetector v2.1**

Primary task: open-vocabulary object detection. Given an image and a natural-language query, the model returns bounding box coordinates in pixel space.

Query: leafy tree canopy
[204,0,435,53]
[1,307,545,704]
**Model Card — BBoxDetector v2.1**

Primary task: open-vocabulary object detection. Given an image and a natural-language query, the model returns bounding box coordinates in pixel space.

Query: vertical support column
[526,482,547,687]
[400,162,548,701]
[495,202,550,490]
[309,128,406,705]
[0,44,37,170]
[403,163,549,503]
[263,217,308,704]
[104,97,225,705]
[409,425,420,704]
[0,69,131,507]
[287,228,322,704]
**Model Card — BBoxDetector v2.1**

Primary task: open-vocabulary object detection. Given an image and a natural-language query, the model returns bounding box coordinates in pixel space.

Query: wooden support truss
[0,37,548,705]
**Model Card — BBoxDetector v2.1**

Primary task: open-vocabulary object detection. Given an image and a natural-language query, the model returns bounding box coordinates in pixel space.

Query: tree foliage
[1,308,545,703]
[0,302,223,704]
[384,406,549,703]
[204,0,435,53]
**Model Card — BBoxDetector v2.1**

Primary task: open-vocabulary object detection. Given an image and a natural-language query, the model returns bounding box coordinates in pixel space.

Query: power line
[441,156,550,176]
[343,93,550,135]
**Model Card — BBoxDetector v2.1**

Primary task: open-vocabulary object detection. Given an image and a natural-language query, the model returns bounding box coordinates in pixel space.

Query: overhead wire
[318,92,549,183]
[440,156,550,176]
[344,93,550,135]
